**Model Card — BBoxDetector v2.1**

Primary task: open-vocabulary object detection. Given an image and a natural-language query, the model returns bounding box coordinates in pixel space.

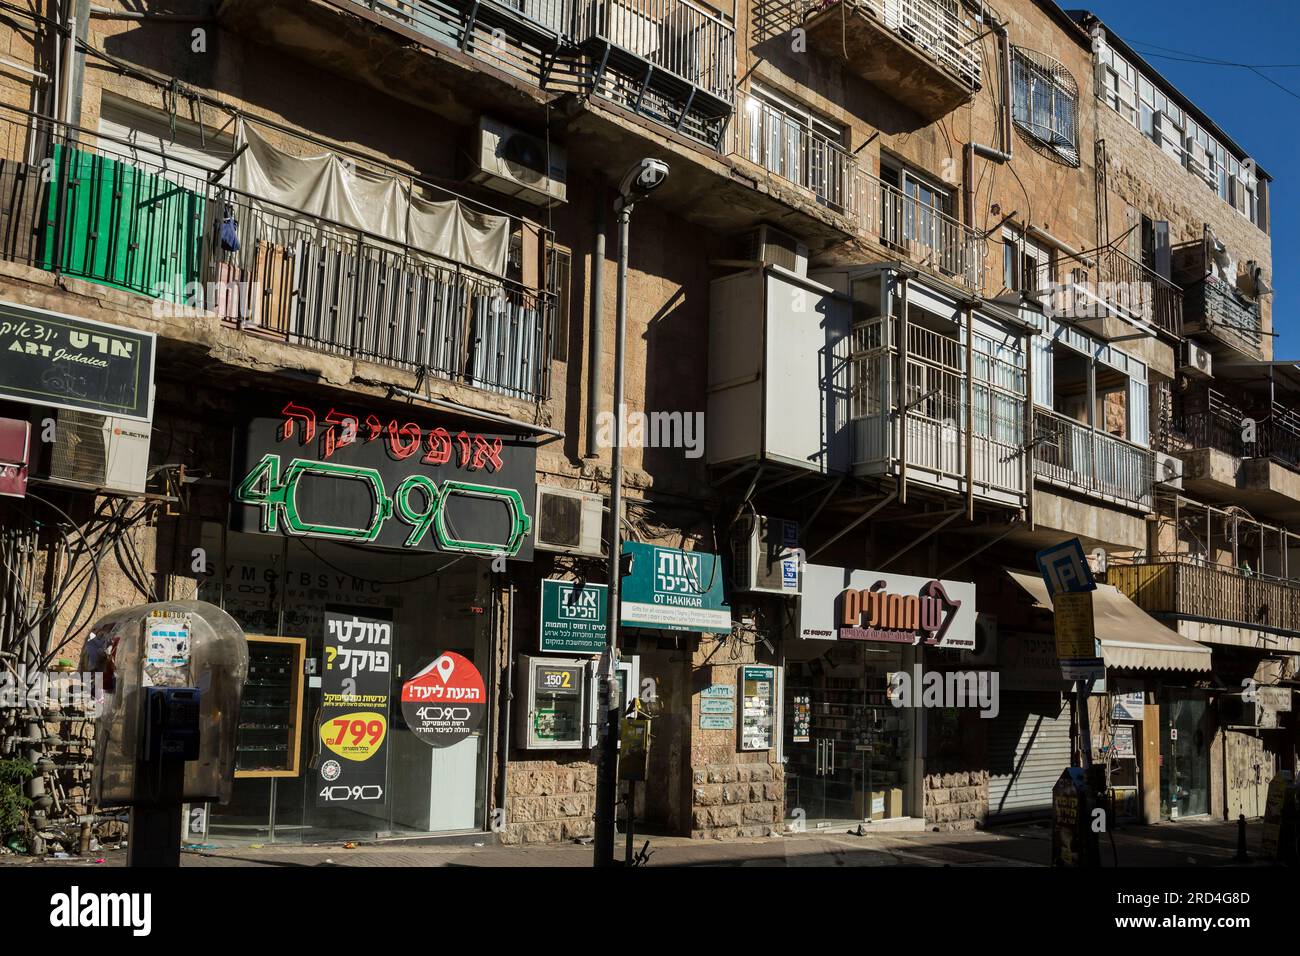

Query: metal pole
[898,273,910,505]
[594,200,631,868]
[586,187,606,458]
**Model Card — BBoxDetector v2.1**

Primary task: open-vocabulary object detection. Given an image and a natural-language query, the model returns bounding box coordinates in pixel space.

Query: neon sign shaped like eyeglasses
[235,454,532,556]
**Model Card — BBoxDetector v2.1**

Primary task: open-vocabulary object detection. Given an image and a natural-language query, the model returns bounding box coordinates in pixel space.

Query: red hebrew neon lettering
[280,402,316,443]
[386,421,423,460]
[471,435,503,472]
[363,414,384,443]
[456,431,472,468]
[321,409,359,460]
[423,427,453,465]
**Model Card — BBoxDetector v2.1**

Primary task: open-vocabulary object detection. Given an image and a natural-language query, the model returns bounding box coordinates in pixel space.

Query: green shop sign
[539,579,608,654]
[231,401,536,560]
[620,542,731,634]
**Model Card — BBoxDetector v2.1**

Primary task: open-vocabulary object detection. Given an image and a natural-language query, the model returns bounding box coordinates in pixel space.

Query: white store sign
[798,564,977,649]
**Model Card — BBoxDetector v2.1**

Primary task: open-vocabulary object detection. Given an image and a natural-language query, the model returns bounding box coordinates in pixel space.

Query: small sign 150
[235,454,531,555]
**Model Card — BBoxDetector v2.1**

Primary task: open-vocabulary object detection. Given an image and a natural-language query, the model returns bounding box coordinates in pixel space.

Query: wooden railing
[1108,560,1300,633]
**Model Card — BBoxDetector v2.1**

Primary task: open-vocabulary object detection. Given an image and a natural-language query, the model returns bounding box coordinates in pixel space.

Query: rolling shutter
[987,692,1072,821]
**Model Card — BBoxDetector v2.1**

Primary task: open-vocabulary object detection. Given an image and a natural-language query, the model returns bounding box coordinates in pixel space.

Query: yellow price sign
[320,711,388,761]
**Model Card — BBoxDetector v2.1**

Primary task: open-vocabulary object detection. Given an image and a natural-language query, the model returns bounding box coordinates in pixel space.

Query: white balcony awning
[1007,571,1213,672]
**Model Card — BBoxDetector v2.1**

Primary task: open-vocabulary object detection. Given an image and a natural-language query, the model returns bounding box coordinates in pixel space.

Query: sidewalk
[3,816,1274,868]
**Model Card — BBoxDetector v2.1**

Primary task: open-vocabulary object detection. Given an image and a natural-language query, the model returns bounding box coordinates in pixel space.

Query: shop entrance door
[1161,689,1210,819]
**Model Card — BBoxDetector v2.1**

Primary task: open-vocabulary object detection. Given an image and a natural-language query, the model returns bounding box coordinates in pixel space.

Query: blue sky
[1072,0,1300,352]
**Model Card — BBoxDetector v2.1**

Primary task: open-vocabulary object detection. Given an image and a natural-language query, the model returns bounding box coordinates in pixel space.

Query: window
[546,244,572,362]
[1002,227,1051,294]
[742,85,851,210]
[1012,47,1080,166]
[1094,40,1263,230]
[880,159,958,273]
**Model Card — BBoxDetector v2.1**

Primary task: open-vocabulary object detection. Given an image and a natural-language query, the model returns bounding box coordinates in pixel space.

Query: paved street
[1,817,1276,868]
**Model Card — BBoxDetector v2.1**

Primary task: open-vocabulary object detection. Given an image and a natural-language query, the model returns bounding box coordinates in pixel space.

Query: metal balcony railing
[0,113,553,402]
[1178,389,1300,471]
[1108,559,1300,634]
[808,0,982,90]
[1032,408,1154,509]
[1185,275,1262,348]
[858,169,984,290]
[733,100,859,214]
[345,0,736,148]
[1038,245,1183,338]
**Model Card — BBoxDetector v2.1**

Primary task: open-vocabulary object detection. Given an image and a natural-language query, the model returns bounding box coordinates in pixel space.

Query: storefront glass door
[1160,689,1210,819]
[784,642,916,827]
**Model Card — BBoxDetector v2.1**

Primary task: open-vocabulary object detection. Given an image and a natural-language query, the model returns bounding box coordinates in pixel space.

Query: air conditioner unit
[732,514,801,595]
[472,116,567,206]
[743,225,809,277]
[534,485,603,556]
[1179,341,1213,380]
[1154,451,1184,489]
[36,410,150,494]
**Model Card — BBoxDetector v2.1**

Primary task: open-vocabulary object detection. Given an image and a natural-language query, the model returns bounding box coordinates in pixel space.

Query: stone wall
[691,762,784,840]
[501,760,598,845]
[923,770,989,831]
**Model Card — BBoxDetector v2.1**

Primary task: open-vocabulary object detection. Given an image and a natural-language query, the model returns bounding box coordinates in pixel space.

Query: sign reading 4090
[235,454,531,556]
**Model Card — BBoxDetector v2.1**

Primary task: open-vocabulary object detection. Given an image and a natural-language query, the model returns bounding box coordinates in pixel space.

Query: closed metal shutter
[987,692,1072,821]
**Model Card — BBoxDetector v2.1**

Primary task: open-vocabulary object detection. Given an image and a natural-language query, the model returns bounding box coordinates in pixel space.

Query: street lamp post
[593,158,669,868]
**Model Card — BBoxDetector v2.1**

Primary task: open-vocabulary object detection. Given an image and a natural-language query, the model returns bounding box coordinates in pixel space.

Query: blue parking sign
[1036,539,1096,597]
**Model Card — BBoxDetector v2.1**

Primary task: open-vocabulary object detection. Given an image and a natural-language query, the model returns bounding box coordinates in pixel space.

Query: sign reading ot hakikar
[620,542,731,634]
[317,609,392,807]
[798,564,976,648]
[540,579,608,653]
[231,401,536,560]
[0,301,155,421]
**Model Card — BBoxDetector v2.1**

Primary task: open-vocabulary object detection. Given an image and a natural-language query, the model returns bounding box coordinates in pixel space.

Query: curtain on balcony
[40,144,207,304]
[232,125,510,276]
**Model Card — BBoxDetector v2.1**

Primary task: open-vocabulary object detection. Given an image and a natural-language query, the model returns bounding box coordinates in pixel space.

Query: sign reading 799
[235,454,532,556]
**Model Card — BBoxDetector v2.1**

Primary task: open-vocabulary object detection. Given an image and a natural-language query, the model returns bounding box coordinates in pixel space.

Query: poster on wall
[141,611,192,688]
[539,579,608,653]
[231,400,536,560]
[401,652,486,748]
[1111,724,1136,758]
[740,665,776,752]
[316,609,392,807]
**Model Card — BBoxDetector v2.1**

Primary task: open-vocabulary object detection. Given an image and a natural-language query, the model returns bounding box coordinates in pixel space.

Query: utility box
[707,266,852,474]
[82,601,248,806]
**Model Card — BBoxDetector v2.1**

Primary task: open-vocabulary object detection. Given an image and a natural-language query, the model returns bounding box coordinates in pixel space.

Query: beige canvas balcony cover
[232,125,510,275]
[1007,571,1213,672]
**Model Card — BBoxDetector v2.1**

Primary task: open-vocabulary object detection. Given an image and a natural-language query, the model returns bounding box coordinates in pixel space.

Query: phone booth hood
[81,601,249,806]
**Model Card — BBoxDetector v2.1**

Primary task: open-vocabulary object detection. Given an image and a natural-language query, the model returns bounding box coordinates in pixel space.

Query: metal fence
[1037,245,1182,338]
[0,116,553,402]
[860,169,984,290]
[810,0,982,89]
[1032,407,1154,509]
[734,99,860,214]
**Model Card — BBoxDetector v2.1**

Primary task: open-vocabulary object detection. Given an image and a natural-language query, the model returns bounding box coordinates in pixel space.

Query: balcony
[849,302,1028,509]
[802,0,982,121]
[733,99,860,216]
[0,114,553,402]
[859,169,985,291]
[219,0,735,150]
[1109,560,1300,639]
[1032,408,1154,510]
[1183,275,1264,356]
[1039,245,1182,341]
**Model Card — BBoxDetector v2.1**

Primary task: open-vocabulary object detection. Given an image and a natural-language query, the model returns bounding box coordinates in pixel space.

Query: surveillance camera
[618,158,670,203]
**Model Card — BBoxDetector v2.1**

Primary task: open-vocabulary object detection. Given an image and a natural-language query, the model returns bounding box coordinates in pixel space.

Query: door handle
[829,738,835,775]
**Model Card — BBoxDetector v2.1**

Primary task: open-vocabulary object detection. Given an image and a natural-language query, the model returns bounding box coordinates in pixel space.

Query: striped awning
[1007,571,1213,672]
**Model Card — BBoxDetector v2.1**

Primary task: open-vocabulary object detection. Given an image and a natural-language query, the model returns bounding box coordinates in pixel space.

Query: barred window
[1011,47,1080,167]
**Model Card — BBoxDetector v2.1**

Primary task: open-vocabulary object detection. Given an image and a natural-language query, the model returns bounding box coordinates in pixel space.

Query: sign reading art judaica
[317,609,392,807]
[231,401,536,560]
[798,565,976,649]
[0,301,155,422]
